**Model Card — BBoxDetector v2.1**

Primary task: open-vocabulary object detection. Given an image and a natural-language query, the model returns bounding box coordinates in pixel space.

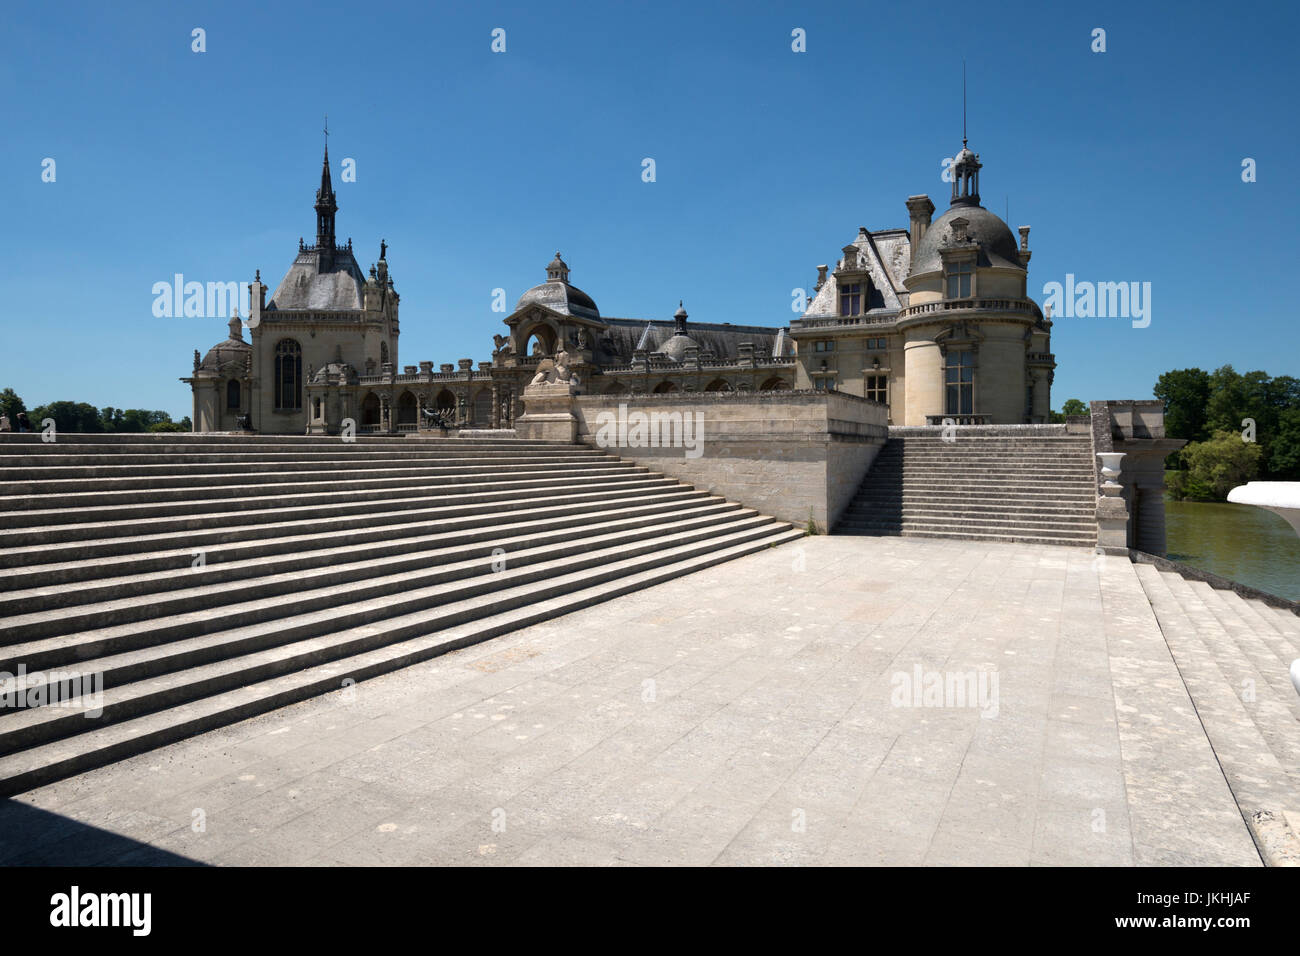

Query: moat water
[1164,496,1300,602]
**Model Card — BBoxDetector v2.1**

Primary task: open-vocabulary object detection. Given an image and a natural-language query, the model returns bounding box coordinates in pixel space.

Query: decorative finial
[380,239,387,260]
[962,59,967,148]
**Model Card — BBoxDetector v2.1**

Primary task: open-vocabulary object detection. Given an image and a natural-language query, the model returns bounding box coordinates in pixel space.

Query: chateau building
[792,141,1055,425]
[185,140,1052,433]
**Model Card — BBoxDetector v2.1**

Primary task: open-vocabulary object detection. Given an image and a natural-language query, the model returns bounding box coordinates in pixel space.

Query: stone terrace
[4,535,1295,866]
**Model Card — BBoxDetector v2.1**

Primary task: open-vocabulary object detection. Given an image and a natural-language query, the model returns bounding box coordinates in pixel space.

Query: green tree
[1061,398,1088,417]
[1268,407,1300,479]
[0,388,26,422]
[1165,429,1263,501]
[1154,368,1210,442]
[28,401,104,433]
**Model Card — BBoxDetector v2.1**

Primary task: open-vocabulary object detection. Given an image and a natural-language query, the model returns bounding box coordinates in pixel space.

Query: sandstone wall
[573,390,887,531]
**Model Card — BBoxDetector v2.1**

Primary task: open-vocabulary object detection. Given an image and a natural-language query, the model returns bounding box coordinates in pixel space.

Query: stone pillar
[490,383,500,428]
[903,336,943,426]
[1096,453,1129,554]
[515,381,578,442]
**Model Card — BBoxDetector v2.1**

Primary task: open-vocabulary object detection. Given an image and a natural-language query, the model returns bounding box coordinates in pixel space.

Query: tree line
[0,388,191,433]
[1155,366,1300,500]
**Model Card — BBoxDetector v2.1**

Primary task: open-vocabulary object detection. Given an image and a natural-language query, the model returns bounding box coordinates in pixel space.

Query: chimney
[906,194,935,248]
[1018,226,1032,267]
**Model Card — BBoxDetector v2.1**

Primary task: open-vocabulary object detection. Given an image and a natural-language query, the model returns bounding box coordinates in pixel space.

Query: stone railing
[794,312,899,330]
[899,298,1035,320]
[924,414,991,425]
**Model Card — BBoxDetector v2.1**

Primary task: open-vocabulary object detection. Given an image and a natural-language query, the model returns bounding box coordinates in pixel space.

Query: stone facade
[791,143,1055,426]
[185,141,1052,434]
[570,389,888,530]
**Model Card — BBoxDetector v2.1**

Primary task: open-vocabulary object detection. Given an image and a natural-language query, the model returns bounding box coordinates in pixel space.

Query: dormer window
[945,260,973,299]
[839,283,862,316]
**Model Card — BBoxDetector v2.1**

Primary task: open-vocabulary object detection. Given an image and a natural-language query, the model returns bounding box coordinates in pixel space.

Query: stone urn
[1097,452,1125,491]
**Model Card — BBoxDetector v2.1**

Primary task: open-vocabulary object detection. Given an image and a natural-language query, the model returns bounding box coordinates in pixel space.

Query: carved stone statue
[529,358,555,386]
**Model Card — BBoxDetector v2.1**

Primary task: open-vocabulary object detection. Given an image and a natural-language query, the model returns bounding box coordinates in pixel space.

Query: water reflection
[1164,495,1300,601]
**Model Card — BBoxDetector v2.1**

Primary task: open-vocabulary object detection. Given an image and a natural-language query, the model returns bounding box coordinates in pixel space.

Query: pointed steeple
[314,140,338,263]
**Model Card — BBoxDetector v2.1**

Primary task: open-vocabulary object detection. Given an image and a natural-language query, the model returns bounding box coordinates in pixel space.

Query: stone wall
[572,390,888,531]
[1090,399,1186,555]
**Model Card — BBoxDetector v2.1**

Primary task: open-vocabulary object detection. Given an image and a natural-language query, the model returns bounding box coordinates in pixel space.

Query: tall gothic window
[226,379,241,409]
[275,339,302,410]
[945,350,974,415]
[380,341,389,367]
[945,261,973,299]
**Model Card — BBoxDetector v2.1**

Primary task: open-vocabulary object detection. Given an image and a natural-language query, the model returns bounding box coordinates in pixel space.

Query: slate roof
[597,318,783,363]
[802,227,912,319]
[910,204,1023,276]
[515,280,600,320]
[266,247,367,311]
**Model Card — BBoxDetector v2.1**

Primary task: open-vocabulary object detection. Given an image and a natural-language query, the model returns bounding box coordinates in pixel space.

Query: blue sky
[2,0,1296,419]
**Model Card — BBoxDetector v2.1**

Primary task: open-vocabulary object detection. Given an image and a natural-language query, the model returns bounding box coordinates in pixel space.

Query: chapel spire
[314,124,338,262]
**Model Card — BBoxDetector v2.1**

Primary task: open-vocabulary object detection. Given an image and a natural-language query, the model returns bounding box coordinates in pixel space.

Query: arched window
[396,391,417,425]
[380,341,389,367]
[226,379,241,409]
[275,339,302,410]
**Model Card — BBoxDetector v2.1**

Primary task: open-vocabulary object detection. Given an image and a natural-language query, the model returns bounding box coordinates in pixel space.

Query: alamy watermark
[592,403,705,459]
[1,664,104,718]
[152,274,261,326]
[1041,274,1151,328]
[890,664,999,718]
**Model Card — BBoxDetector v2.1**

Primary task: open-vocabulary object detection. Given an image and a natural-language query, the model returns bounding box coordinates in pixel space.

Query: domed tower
[654,302,699,363]
[899,141,1052,425]
[183,314,253,431]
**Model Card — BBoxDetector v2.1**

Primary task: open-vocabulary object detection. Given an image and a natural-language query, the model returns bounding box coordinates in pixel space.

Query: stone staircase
[0,433,801,795]
[837,427,1097,547]
[1133,563,1300,865]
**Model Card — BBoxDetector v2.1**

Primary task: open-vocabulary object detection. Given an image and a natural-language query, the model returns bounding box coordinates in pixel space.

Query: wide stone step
[1135,565,1300,848]
[0,434,546,447]
[0,465,650,523]
[834,525,1095,548]
[0,453,614,490]
[853,483,1095,498]
[0,474,682,547]
[0,523,803,795]
[0,489,713,590]
[840,514,1096,535]
[845,506,1095,526]
[1182,581,1300,726]
[0,497,743,618]
[0,503,770,647]
[0,460,641,511]
[0,508,774,697]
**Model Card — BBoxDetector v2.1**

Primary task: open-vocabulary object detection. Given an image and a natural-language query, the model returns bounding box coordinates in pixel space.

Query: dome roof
[515,252,600,320]
[515,280,600,320]
[200,317,252,371]
[909,204,1024,278]
[656,333,698,362]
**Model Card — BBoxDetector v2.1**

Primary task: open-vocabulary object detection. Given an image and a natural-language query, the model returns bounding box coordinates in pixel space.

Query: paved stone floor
[0,537,1263,866]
